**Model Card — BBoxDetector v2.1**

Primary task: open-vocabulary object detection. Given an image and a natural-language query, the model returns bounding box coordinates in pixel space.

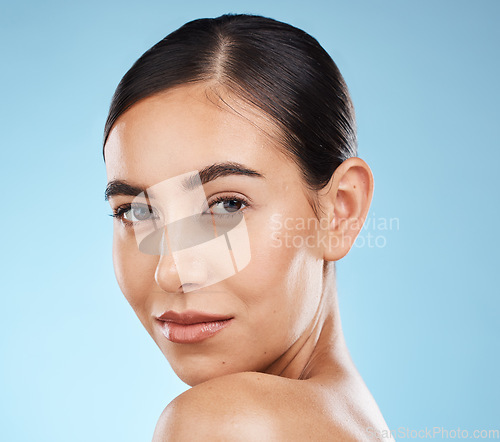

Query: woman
[103,13,393,441]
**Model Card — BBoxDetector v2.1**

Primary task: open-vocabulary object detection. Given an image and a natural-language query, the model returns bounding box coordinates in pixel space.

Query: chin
[172,363,239,387]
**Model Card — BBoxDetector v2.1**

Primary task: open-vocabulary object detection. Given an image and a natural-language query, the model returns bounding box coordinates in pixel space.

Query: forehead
[104,83,287,186]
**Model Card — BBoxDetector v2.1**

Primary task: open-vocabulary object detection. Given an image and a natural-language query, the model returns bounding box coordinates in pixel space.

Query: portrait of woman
[3,1,499,441]
[103,14,392,440]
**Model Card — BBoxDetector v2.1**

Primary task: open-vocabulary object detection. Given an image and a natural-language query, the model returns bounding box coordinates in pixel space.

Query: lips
[156,310,233,344]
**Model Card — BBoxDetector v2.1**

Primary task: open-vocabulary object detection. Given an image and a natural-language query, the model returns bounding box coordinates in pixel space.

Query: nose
[154,242,209,294]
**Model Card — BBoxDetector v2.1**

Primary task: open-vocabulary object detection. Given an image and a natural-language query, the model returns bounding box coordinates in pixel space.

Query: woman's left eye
[207,196,249,216]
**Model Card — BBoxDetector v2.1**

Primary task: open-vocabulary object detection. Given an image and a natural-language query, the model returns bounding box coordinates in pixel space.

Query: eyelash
[110,194,250,225]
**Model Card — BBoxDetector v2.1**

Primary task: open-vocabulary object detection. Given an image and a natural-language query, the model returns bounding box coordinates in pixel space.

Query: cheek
[234,213,322,333]
[112,228,157,312]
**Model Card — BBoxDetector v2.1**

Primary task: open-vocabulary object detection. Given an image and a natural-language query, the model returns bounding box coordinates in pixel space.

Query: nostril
[180,283,201,294]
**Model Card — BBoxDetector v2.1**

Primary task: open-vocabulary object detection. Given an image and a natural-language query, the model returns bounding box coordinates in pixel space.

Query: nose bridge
[167,212,217,253]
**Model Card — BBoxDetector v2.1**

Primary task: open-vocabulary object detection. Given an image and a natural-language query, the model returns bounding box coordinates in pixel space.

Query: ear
[320,157,374,261]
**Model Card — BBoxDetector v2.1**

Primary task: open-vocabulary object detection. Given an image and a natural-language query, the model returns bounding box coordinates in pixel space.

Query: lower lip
[158,319,233,344]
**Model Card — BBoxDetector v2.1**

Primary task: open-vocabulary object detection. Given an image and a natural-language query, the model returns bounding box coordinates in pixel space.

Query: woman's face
[105,83,329,386]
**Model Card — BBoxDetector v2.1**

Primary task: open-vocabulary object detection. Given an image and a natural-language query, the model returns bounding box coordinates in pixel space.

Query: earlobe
[321,157,374,262]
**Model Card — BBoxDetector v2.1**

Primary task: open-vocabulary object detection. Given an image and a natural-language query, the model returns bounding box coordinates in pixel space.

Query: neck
[264,262,355,380]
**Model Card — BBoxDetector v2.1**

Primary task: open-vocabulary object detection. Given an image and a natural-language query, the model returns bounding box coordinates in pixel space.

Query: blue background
[1,0,498,440]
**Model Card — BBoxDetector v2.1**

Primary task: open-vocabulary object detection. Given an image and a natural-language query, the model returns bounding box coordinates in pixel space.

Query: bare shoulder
[152,371,375,441]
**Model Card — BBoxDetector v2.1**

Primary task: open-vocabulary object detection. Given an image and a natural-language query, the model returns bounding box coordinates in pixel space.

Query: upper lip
[156,310,233,325]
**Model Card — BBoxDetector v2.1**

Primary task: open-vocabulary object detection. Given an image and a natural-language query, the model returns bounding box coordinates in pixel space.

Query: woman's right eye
[113,204,156,223]
[125,205,154,222]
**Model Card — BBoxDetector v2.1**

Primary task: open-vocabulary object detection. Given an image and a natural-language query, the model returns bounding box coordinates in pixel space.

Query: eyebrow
[104,161,265,200]
[181,161,265,191]
[104,181,144,201]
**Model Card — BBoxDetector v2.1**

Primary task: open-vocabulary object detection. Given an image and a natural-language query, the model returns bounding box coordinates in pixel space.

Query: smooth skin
[105,83,394,441]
